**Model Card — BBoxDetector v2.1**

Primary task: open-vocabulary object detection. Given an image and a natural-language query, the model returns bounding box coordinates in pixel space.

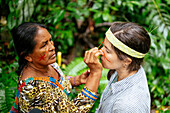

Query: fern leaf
[63,57,88,76]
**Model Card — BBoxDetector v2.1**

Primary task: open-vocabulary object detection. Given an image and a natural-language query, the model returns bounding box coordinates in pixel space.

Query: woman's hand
[83,47,104,92]
[70,70,90,86]
[84,47,103,73]
[79,70,90,84]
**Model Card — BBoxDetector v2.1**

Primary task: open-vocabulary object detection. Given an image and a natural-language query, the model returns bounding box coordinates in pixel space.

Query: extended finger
[84,50,88,63]
[86,48,97,63]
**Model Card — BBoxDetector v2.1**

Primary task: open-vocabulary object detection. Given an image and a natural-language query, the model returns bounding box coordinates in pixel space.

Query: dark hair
[107,22,150,80]
[12,22,46,76]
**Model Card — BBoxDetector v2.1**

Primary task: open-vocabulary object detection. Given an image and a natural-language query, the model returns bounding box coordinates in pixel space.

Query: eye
[105,49,110,53]
[104,47,110,53]
[41,43,46,48]
[41,41,48,48]
[50,37,52,41]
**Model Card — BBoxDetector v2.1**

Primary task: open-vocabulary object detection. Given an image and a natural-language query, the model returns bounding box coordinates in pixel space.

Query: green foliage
[0,0,170,112]
[141,0,170,110]
[0,60,18,112]
[6,0,37,30]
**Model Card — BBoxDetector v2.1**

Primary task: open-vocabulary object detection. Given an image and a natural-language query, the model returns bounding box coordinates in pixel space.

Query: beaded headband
[106,28,146,58]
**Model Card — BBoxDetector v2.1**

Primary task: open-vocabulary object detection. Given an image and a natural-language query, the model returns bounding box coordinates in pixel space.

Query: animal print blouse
[9,63,98,113]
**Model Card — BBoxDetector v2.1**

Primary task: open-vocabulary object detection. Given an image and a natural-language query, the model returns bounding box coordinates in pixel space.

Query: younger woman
[85,22,151,113]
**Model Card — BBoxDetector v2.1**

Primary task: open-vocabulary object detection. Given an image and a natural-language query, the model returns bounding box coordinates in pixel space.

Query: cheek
[38,54,46,61]
[38,49,49,61]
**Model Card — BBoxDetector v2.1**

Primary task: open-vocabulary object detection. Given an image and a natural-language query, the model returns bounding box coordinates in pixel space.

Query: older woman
[10,22,102,112]
[85,22,151,113]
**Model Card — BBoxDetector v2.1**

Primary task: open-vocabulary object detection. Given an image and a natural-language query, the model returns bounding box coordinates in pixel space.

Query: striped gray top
[95,66,151,113]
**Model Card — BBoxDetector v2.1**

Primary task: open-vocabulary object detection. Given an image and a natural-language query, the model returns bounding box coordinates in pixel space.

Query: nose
[100,47,104,56]
[49,41,55,51]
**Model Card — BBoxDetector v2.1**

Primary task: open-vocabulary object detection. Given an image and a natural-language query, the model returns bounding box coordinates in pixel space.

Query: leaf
[7,13,16,30]
[102,13,110,21]
[151,85,157,92]
[77,0,86,7]
[158,23,165,33]
[161,97,167,106]
[157,87,165,95]
[163,28,168,39]
[159,39,166,53]
[110,6,118,11]
[93,11,102,20]
[161,57,170,70]
[154,99,161,108]
[53,10,65,24]
[63,57,88,76]
[92,2,102,10]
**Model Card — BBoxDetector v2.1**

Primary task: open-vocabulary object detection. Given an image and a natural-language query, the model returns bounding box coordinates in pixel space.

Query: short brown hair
[107,22,150,79]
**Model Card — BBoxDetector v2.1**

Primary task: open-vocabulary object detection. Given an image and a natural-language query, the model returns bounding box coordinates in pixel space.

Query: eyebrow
[42,40,48,45]
[104,45,111,51]
[41,37,52,44]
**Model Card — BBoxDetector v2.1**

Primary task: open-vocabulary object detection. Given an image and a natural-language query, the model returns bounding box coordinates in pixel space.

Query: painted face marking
[101,49,111,62]
[39,54,46,61]
[98,38,111,62]
[38,42,50,61]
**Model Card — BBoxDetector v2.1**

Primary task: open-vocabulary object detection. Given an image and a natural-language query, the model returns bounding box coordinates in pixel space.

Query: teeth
[50,54,55,58]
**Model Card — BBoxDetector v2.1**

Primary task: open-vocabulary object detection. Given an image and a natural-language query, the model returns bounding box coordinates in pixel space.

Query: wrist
[90,70,102,77]
[73,76,81,86]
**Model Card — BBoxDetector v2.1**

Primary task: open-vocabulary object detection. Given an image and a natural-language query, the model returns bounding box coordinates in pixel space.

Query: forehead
[105,37,113,49]
[34,27,51,42]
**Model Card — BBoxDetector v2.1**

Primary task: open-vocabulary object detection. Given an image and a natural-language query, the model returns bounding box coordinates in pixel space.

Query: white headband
[106,28,146,58]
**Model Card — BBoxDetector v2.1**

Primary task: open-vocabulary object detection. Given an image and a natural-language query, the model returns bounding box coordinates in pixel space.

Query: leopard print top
[9,63,98,113]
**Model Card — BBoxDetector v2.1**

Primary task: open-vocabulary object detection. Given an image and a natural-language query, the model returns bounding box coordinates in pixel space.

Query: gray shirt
[95,66,151,113]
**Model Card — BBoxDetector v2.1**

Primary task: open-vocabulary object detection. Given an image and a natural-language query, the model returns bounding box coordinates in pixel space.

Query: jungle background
[0,0,170,112]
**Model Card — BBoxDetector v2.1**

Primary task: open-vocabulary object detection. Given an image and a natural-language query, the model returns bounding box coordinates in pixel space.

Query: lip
[49,53,56,59]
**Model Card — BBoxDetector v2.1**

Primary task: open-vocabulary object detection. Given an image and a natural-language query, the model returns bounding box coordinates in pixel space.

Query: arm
[84,47,103,92]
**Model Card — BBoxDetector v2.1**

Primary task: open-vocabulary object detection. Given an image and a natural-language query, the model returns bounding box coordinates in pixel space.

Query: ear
[25,55,33,62]
[124,57,132,66]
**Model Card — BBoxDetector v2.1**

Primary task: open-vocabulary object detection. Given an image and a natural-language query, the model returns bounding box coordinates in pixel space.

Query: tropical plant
[0,0,170,112]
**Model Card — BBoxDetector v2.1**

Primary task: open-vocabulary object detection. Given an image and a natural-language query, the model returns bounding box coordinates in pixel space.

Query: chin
[49,58,57,64]
[102,62,110,69]
[101,62,106,68]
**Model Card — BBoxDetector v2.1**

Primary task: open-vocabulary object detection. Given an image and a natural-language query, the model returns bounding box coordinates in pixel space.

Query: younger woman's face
[28,27,56,67]
[100,38,124,70]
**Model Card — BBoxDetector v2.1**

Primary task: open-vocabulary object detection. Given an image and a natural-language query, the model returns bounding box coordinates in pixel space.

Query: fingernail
[87,70,90,73]
[99,50,104,54]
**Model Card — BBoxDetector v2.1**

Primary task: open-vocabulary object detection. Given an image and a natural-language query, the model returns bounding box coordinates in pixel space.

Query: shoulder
[112,86,150,112]
[20,68,36,80]
[51,62,65,76]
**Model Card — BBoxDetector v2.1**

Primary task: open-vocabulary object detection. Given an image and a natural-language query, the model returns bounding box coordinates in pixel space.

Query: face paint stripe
[98,38,105,49]
[101,49,111,62]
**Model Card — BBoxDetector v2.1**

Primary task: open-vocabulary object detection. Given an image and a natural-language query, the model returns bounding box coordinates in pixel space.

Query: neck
[27,63,50,76]
[116,68,137,81]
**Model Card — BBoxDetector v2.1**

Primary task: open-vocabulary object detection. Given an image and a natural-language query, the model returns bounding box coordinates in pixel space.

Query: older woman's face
[28,27,56,67]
